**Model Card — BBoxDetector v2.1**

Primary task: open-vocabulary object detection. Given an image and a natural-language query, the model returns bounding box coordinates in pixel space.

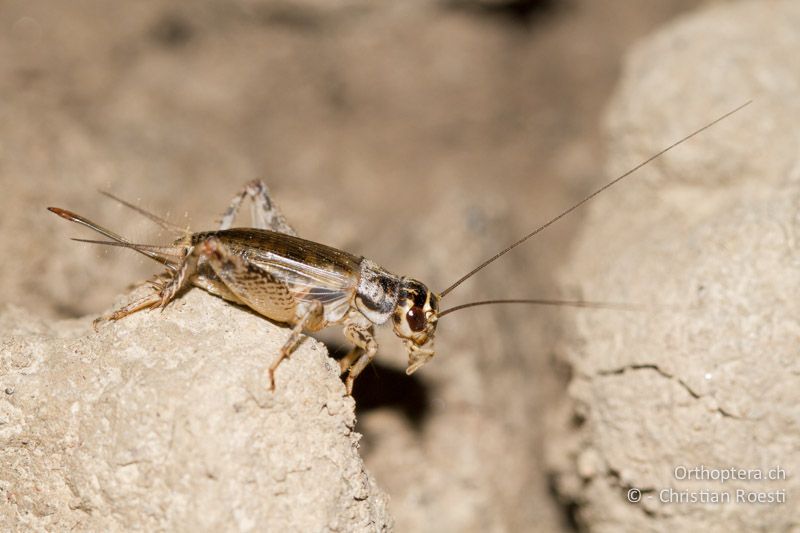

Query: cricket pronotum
[49,101,750,394]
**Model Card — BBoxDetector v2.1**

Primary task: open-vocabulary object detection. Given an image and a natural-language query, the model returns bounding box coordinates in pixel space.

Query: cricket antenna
[437,298,637,318]
[438,100,753,298]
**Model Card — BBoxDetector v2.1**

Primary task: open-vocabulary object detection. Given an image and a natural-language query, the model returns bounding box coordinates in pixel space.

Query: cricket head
[392,278,440,375]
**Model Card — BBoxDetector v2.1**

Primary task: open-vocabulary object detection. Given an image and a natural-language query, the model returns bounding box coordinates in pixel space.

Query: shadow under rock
[325,340,432,430]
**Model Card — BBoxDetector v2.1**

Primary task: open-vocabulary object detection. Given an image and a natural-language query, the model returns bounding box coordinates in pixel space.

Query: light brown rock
[551,1,800,530]
[0,289,390,531]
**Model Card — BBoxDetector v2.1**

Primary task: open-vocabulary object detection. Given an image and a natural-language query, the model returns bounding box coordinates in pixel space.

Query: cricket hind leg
[94,246,199,329]
[199,237,296,320]
[190,265,246,306]
[93,290,163,330]
[219,180,297,235]
[197,236,321,391]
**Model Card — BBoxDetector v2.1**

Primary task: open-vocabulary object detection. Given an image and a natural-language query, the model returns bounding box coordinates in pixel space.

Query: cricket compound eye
[406,306,426,332]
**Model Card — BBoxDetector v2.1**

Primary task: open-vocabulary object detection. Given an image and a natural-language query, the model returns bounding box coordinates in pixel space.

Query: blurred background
[1,0,720,530]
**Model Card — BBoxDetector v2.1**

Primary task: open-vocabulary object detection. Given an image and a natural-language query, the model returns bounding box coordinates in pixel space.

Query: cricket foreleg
[268,300,324,391]
[342,319,377,395]
[218,179,297,235]
[338,346,364,374]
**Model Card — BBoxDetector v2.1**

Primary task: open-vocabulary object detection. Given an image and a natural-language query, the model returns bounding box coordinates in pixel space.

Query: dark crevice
[547,474,581,532]
[445,0,565,27]
[324,340,432,430]
[352,360,432,431]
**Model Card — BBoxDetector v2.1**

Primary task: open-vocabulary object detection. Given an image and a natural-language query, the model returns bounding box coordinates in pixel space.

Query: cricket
[49,101,750,395]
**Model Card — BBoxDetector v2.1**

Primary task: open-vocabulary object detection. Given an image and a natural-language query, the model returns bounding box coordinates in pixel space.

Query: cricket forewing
[190,228,361,325]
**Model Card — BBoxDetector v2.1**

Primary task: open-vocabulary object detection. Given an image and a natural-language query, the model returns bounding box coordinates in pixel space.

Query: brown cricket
[49,101,750,394]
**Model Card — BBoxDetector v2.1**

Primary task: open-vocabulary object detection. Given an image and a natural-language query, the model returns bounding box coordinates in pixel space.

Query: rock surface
[550,1,800,530]
[0,0,711,531]
[0,289,390,531]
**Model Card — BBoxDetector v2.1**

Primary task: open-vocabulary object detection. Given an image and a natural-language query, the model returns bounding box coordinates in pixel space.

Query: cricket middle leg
[218,179,297,235]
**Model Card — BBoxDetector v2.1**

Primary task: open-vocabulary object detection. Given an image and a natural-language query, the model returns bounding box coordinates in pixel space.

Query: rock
[0,289,391,531]
[550,0,800,530]
[0,0,715,530]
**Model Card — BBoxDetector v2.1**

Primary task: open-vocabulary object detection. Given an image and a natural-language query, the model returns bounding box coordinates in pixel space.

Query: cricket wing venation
[250,254,357,324]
